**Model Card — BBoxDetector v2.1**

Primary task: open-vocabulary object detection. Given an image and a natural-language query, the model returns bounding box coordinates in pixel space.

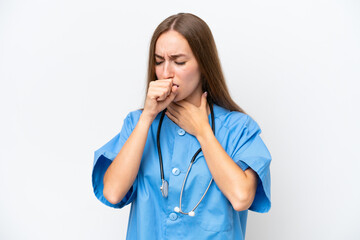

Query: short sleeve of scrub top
[226,113,271,213]
[92,111,142,208]
[92,104,271,240]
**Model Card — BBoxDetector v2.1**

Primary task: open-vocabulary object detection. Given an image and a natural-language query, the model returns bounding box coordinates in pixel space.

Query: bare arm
[165,93,258,211]
[103,113,154,205]
[103,78,178,205]
[196,124,258,212]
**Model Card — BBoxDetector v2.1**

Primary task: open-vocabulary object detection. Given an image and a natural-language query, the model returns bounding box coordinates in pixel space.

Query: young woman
[92,13,271,239]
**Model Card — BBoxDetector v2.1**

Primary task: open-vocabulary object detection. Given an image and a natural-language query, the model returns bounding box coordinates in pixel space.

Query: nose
[162,61,174,79]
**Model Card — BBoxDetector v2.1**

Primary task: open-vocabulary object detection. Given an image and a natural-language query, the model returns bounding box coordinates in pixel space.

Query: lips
[173,83,179,87]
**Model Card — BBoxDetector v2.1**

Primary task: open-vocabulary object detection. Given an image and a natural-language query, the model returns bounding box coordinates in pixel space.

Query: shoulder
[127,108,143,119]
[214,104,259,132]
[123,109,143,128]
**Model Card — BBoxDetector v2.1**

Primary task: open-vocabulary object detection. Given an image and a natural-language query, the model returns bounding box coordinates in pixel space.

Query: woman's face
[155,30,202,104]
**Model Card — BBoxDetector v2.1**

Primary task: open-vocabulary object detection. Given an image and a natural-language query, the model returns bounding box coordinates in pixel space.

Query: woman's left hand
[165,92,210,137]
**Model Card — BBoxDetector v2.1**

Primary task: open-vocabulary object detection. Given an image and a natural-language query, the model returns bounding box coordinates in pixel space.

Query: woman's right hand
[143,78,179,121]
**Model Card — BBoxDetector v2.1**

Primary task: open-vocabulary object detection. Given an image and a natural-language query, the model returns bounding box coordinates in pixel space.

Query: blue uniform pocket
[196,182,234,232]
[189,154,234,232]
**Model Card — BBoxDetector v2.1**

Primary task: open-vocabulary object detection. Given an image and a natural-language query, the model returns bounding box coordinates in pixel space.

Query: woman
[92,13,271,239]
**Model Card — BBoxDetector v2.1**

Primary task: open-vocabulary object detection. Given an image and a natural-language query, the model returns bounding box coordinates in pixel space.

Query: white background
[1,0,359,239]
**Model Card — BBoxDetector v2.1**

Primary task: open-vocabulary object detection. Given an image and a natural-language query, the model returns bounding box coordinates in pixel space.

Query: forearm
[103,113,154,204]
[196,125,257,211]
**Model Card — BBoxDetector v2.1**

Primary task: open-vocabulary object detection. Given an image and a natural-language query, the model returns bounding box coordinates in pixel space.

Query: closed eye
[155,61,163,65]
[175,62,186,65]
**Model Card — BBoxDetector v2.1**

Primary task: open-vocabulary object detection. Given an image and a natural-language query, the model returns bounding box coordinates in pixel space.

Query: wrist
[196,123,212,140]
[140,111,155,126]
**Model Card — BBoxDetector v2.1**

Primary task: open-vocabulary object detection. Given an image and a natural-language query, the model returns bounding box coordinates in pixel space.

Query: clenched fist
[143,78,179,120]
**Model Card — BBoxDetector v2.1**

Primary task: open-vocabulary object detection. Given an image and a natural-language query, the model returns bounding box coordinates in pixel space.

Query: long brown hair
[144,13,246,114]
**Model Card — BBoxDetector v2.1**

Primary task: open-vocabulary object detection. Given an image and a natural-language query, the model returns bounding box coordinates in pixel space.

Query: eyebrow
[155,53,187,60]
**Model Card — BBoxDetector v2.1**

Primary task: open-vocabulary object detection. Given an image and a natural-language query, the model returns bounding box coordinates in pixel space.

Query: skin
[152,30,210,135]
[103,30,258,211]
[143,30,209,122]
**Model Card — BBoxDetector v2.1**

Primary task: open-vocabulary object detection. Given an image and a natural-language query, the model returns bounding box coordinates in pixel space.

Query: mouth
[173,83,179,87]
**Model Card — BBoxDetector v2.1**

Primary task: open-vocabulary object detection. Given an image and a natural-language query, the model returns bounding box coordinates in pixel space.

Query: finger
[147,88,163,98]
[150,80,172,89]
[166,108,179,120]
[160,78,175,92]
[165,111,178,124]
[172,100,189,109]
[148,83,175,100]
[153,78,173,87]
[153,78,172,82]
[156,79,173,92]
[150,86,172,99]
[157,78,172,82]
[168,102,181,115]
[148,90,168,101]
[169,85,178,99]
[149,80,172,96]
[161,85,178,105]
[201,91,208,109]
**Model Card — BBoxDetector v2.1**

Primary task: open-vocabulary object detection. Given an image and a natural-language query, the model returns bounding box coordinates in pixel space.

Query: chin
[173,92,192,103]
[172,95,182,102]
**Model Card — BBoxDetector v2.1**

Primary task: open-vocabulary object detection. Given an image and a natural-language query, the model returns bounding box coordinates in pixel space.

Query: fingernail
[204,91,208,96]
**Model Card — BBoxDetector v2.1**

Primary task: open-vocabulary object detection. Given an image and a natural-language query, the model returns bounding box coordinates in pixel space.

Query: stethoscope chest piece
[160,179,169,198]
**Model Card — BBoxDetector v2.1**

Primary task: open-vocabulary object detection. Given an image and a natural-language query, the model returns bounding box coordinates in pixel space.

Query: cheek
[155,67,161,79]
[178,65,200,82]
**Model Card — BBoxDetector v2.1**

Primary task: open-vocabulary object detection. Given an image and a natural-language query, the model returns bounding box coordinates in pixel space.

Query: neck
[184,93,211,116]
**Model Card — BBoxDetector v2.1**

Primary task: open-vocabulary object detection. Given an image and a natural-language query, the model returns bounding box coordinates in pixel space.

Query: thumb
[164,85,178,105]
[201,91,208,109]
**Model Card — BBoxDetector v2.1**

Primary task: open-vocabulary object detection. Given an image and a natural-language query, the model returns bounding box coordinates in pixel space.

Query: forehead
[155,30,193,56]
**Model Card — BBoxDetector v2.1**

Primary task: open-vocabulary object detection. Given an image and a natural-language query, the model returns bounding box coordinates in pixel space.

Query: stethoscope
[157,100,215,217]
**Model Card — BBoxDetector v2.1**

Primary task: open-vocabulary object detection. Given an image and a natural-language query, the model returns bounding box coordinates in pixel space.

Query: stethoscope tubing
[157,99,215,215]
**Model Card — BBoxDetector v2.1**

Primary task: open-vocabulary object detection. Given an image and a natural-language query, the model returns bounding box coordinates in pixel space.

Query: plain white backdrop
[1,0,359,239]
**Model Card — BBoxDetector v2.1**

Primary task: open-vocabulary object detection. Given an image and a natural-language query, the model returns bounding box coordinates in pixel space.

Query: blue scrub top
[92,104,271,240]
